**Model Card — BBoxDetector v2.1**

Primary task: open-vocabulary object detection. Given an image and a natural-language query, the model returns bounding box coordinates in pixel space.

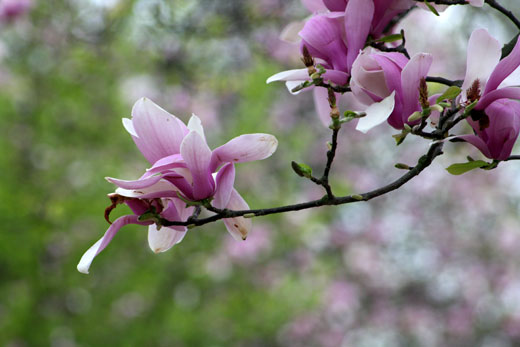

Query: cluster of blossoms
[78,0,520,273]
[269,0,520,160]
[78,99,278,273]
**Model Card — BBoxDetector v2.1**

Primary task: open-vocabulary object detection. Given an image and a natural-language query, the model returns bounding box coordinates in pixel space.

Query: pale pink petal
[114,179,180,198]
[469,0,484,7]
[356,91,396,133]
[187,114,206,140]
[280,20,306,43]
[148,201,187,253]
[461,29,502,94]
[266,69,309,84]
[301,0,328,12]
[148,225,187,253]
[213,163,236,209]
[210,134,278,171]
[77,215,150,274]
[223,189,252,241]
[130,98,189,163]
[286,80,307,95]
[180,131,214,200]
[314,87,333,127]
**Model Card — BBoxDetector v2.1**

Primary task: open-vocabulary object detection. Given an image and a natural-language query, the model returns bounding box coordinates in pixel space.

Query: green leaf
[446,160,488,175]
[436,86,461,103]
[374,33,403,43]
[424,1,440,16]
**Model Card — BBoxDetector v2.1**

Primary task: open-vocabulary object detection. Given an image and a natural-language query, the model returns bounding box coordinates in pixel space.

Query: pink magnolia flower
[349,49,433,131]
[457,99,520,160]
[0,0,32,21]
[461,28,520,110]
[77,98,278,274]
[268,0,414,89]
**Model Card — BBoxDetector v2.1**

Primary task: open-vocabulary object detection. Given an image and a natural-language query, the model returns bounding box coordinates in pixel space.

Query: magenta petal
[484,38,520,95]
[322,69,349,85]
[223,189,252,241]
[77,215,151,274]
[345,0,374,70]
[400,53,432,120]
[180,131,215,200]
[130,98,189,164]
[476,87,520,110]
[456,134,492,159]
[322,0,347,11]
[299,15,349,72]
[213,163,236,209]
[142,154,186,179]
[210,134,278,171]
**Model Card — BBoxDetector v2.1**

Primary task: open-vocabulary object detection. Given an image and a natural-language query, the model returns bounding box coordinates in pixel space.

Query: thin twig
[485,0,520,31]
[159,143,444,228]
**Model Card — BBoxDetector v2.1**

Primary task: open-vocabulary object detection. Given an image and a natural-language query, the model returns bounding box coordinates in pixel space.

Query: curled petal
[210,134,278,171]
[114,179,180,199]
[106,175,162,190]
[223,189,252,241]
[77,215,150,274]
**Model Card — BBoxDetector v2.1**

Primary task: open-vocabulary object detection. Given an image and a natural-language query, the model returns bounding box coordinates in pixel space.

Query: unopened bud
[301,45,314,68]
[291,161,313,178]
[419,77,429,109]
[430,104,444,113]
[408,111,423,123]
[395,163,411,170]
[187,224,196,229]
[310,72,321,80]
[351,194,364,201]
[243,213,256,219]
[330,106,340,119]
[328,89,336,108]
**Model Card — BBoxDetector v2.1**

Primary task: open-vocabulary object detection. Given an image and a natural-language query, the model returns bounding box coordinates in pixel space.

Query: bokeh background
[2,1,520,346]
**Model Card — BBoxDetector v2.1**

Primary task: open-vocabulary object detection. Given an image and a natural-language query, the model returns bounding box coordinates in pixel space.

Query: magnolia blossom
[350,49,433,131]
[268,0,415,90]
[461,28,520,110]
[0,0,32,21]
[458,99,520,160]
[77,98,278,274]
